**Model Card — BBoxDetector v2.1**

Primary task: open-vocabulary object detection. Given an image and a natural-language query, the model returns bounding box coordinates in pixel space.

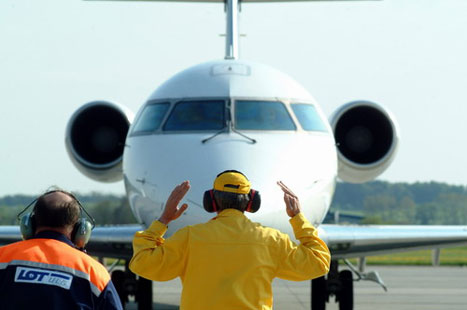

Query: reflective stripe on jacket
[130,209,330,310]
[0,231,122,310]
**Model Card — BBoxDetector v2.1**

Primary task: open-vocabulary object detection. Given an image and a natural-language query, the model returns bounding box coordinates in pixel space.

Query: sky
[0,0,466,196]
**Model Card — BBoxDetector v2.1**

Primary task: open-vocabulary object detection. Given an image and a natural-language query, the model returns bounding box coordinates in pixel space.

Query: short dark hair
[213,190,250,212]
[34,190,80,229]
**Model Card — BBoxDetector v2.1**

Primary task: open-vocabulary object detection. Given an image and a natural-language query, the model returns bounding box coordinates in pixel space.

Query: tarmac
[126,265,467,310]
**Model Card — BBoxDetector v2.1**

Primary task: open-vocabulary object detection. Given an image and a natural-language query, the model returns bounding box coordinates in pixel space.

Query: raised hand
[158,181,191,225]
[277,181,301,218]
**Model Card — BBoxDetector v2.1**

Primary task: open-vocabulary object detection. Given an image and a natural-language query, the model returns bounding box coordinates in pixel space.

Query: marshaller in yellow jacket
[129,173,331,310]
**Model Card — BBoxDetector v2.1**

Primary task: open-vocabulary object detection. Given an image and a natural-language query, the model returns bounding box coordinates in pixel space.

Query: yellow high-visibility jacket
[130,209,330,310]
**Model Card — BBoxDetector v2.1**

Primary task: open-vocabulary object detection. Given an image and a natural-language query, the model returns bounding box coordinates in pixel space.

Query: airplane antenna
[225,0,239,59]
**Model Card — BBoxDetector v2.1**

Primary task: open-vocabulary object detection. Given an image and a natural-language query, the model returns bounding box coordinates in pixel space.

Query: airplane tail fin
[84,0,381,59]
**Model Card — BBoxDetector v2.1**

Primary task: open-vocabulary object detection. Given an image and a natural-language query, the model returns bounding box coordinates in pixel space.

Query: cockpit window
[291,104,329,132]
[234,101,296,130]
[132,102,170,133]
[164,100,225,131]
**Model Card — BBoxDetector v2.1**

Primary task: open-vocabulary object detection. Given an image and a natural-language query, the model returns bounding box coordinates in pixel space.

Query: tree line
[0,193,136,226]
[0,181,466,225]
[332,181,467,225]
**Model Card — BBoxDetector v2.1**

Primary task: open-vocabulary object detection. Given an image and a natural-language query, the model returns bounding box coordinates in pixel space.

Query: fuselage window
[291,104,329,132]
[132,102,170,133]
[234,101,296,130]
[164,100,225,131]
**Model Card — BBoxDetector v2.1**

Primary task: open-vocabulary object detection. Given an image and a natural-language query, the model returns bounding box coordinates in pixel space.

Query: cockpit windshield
[132,102,170,133]
[132,99,329,135]
[164,100,225,131]
[291,104,329,132]
[234,100,296,130]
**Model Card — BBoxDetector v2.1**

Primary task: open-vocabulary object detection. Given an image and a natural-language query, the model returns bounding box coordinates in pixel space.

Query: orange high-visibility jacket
[130,209,330,310]
[0,231,122,310]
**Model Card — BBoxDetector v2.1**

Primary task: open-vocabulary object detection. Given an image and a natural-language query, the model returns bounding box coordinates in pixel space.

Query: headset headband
[17,190,95,229]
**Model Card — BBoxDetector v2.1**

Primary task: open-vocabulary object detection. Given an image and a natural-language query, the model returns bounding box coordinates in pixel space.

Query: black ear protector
[246,189,261,213]
[17,190,95,249]
[203,189,218,213]
[203,170,261,213]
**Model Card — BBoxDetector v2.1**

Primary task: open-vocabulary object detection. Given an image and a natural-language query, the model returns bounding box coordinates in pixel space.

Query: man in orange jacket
[130,170,331,310]
[0,189,123,310]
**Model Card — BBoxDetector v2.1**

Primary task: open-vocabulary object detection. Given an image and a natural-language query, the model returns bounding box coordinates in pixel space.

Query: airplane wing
[2,223,467,260]
[0,226,22,246]
[319,224,467,259]
[0,225,143,260]
[83,225,144,259]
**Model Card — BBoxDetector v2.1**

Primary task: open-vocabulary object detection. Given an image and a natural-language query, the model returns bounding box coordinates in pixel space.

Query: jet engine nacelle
[330,101,399,183]
[65,101,134,182]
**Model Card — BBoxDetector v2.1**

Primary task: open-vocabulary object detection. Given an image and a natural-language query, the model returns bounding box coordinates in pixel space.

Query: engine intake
[330,101,399,183]
[65,101,134,182]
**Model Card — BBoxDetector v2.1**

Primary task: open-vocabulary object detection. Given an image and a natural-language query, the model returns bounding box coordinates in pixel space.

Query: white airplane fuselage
[122,59,337,236]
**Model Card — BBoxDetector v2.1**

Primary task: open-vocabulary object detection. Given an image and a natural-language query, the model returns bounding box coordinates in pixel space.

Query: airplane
[2,0,467,309]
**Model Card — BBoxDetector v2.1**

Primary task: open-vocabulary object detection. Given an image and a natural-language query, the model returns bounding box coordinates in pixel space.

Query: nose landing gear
[311,259,386,310]
[110,260,153,310]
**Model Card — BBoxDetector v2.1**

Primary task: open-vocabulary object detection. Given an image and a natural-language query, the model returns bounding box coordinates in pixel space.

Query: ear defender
[245,189,261,213]
[203,190,218,213]
[203,170,261,213]
[19,212,36,241]
[71,218,93,249]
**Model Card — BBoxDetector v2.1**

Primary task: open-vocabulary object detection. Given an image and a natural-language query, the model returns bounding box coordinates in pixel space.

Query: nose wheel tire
[311,276,327,310]
[337,270,353,310]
